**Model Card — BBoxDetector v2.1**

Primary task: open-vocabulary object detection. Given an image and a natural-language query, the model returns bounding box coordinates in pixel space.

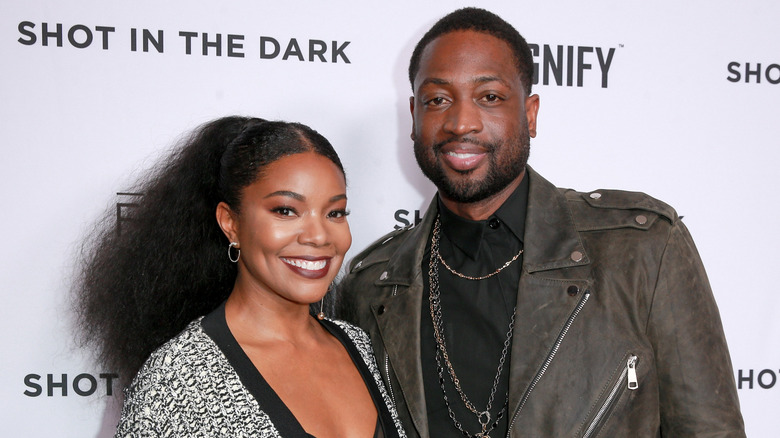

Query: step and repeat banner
[2,1,778,436]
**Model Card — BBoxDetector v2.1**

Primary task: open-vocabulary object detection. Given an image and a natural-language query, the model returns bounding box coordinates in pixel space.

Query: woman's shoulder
[123,317,220,395]
[141,318,210,371]
[116,316,282,436]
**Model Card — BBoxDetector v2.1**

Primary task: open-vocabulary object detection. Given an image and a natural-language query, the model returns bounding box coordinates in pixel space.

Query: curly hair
[408,7,535,95]
[73,116,344,386]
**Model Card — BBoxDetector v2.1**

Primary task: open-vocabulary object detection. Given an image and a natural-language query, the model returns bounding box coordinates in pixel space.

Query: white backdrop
[2,1,778,436]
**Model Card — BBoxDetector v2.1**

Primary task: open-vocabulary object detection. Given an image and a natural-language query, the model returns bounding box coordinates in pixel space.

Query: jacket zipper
[506,290,590,436]
[384,284,398,408]
[581,355,639,438]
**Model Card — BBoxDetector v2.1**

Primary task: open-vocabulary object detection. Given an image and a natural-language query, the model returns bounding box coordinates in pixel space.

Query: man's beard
[413,132,530,204]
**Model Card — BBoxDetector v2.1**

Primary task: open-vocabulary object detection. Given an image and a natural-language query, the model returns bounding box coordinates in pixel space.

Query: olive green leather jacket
[338,167,745,437]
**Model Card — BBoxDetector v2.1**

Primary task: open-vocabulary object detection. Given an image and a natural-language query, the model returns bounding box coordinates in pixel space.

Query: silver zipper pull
[627,355,638,390]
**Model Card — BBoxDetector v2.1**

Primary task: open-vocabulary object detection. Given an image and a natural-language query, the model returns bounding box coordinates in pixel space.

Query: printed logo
[530,44,618,88]
[23,373,120,397]
[737,368,780,389]
[17,21,351,63]
[116,192,143,235]
[727,62,780,84]
[394,209,424,230]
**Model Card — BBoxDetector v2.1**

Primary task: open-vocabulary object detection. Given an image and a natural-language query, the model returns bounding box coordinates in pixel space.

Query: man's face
[411,30,539,204]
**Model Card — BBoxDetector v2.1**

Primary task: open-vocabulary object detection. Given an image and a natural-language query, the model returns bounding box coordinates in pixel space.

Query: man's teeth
[282,258,327,271]
[447,151,478,159]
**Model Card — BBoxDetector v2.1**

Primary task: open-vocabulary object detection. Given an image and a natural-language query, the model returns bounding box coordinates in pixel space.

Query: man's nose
[443,100,483,136]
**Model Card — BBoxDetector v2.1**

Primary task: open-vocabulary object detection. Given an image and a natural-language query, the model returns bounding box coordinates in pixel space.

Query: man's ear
[409,96,416,141]
[216,202,239,244]
[525,94,540,138]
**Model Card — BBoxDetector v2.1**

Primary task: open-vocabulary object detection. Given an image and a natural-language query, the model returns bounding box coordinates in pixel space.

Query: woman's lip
[280,257,331,279]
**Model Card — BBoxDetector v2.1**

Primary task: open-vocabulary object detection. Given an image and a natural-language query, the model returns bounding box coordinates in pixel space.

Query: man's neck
[438,170,526,221]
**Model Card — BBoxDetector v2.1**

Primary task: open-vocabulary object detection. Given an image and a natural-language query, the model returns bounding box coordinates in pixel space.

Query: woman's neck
[224,285,323,348]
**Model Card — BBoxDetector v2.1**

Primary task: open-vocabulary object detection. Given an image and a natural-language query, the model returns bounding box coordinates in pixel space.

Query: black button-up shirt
[421,174,529,437]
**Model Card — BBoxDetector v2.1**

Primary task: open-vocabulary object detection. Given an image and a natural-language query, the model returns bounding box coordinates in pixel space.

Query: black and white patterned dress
[115,303,407,437]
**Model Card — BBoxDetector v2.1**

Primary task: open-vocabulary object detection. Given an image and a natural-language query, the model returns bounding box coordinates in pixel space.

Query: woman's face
[225,152,351,306]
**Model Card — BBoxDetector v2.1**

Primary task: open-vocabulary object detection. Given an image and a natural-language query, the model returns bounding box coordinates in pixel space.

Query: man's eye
[483,94,501,102]
[426,97,446,106]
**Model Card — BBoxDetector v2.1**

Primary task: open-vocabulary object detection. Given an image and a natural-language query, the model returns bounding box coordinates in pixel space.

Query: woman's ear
[216,202,239,243]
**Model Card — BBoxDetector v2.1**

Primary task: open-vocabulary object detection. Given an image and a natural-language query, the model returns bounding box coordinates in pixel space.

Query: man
[338,7,745,437]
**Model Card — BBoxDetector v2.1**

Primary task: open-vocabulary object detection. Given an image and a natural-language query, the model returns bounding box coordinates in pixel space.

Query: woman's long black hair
[73,116,344,386]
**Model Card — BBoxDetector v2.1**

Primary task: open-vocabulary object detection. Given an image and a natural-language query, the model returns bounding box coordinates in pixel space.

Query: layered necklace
[428,216,518,438]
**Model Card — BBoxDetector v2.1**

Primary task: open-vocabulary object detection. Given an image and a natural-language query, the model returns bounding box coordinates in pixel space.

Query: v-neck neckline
[201,302,393,437]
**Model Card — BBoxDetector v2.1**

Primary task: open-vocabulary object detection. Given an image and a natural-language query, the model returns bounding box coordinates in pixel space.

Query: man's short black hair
[408,7,534,94]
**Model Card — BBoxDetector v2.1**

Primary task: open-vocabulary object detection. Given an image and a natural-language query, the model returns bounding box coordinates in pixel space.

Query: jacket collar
[522,166,589,272]
[376,166,589,287]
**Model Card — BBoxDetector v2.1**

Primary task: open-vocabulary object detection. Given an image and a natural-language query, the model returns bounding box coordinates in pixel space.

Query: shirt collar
[437,171,529,259]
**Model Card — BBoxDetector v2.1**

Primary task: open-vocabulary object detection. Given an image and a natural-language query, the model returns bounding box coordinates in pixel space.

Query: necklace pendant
[478,410,491,427]
[476,411,491,437]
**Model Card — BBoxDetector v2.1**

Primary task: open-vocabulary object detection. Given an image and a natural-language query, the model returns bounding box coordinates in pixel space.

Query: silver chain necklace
[429,216,516,438]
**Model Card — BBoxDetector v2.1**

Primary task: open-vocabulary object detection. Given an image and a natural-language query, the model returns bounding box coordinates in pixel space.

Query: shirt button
[377,305,386,315]
[567,285,580,296]
[379,271,388,281]
[488,218,501,229]
[570,251,584,262]
[635,215,648,225]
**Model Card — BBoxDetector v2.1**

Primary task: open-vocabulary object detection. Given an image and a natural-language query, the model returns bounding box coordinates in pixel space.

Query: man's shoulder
[347,224,421,271]
[558,187,679,232]
[337,225,422,320]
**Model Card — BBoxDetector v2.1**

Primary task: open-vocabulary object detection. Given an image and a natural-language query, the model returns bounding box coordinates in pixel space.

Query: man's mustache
[432,136,496,153]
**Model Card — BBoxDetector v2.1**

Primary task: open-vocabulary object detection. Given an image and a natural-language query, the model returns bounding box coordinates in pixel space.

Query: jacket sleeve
[647,220,745,437]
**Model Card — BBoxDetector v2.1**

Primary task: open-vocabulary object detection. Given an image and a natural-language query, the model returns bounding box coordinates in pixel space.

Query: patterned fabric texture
[115,317,407,437]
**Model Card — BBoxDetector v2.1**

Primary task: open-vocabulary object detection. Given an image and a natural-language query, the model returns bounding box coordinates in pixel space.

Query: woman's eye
[271,207,296,217]
[328,209,350,219]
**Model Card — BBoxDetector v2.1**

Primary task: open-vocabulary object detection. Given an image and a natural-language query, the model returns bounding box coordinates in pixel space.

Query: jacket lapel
[507,167,593,420]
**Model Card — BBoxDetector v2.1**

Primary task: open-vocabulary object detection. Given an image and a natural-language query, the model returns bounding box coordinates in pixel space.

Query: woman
[74,116,406,437]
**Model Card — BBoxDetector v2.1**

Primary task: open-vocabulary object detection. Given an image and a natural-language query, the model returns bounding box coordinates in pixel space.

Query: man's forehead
[414,30,521,89]
[423,29,508,55]
[417,74,513,89]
